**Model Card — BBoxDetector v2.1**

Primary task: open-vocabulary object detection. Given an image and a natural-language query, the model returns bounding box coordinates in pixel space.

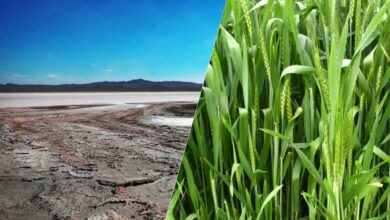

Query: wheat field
[167,0,390,219]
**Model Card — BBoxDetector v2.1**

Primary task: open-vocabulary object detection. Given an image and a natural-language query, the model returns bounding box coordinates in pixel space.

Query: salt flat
[0,92,200,108]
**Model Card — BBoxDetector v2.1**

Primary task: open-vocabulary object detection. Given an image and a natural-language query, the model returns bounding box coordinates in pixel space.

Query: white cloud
[12,73,29,78]
[47,74,60,79]
[104,68,113,73]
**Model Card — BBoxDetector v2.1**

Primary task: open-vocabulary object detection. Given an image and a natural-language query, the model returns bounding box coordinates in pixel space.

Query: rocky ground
[0,102,195,220]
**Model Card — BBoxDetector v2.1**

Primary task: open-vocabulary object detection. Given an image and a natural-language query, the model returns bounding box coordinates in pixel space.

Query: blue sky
[0,0,225,84]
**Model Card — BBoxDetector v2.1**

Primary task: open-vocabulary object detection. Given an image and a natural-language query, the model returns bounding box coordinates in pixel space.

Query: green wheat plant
[167,0,390,219]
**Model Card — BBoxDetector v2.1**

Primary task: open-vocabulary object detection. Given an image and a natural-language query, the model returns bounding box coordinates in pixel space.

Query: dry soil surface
[0,102,195,220]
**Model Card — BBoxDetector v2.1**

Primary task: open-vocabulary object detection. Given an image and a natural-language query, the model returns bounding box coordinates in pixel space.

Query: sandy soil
[0,102,195,220]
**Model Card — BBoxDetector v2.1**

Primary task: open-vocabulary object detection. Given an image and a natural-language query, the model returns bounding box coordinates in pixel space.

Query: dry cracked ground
[0,102,195,219]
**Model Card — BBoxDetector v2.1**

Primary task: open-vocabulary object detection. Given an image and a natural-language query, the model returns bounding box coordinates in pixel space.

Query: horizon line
[0,78,204,86]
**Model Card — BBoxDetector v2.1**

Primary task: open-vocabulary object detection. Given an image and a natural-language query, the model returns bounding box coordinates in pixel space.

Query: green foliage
[166,0,390,219]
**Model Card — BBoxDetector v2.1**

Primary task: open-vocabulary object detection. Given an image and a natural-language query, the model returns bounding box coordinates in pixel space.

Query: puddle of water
[141,116,193,127]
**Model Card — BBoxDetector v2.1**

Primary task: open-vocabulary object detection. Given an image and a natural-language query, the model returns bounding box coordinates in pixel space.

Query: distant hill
[0,79,203,92]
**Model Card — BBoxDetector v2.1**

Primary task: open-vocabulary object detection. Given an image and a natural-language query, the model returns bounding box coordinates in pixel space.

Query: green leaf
[280,65,315,80]
[256,185,283,220]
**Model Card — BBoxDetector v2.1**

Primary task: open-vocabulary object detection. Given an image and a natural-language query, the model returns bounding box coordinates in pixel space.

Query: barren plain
[0,101,195,219]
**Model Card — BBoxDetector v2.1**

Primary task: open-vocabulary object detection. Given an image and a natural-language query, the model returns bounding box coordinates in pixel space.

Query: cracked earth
[0,102,195,219]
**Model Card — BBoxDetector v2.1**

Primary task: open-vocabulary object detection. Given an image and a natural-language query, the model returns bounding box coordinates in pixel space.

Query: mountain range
[0,79,203,92]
